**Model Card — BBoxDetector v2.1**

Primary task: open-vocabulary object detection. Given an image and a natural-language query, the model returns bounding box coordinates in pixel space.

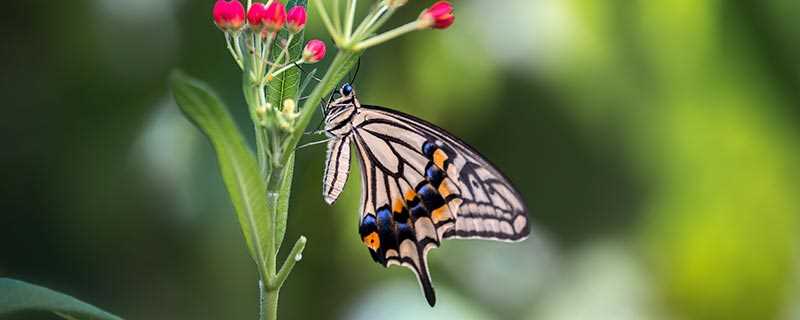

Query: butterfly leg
[296,137,333,151]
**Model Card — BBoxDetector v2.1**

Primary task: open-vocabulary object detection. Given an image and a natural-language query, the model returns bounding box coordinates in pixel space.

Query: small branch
[351,3,387,42]
[313,0,344,46]
[353,20,421,51]
[272,236,308,289]
[345,0,357,40]
[358,7,397,42]
[332,0,342,36]
[264,34,295,84]
[225,33,244,69]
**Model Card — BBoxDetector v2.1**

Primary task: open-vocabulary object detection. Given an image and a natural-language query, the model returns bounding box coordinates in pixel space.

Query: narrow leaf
[274,152,295,252]
[170,70,271,267]
[0,278,123,320]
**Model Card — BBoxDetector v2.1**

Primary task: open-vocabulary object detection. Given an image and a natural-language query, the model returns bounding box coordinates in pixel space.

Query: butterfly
[321,83,530,306]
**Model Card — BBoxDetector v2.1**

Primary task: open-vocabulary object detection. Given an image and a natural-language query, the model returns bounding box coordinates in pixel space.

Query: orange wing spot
[392,198,405,213]
[404,190,417,201]
[439,182,451,198]
[363,232,380,250]
[433,149,449,169]
[431,206,450,223]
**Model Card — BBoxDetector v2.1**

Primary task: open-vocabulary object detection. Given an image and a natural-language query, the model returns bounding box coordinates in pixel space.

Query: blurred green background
[2,0,799,319]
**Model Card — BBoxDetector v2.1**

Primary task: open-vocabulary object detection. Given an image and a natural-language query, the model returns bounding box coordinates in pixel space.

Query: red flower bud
[263,1,287,33]
[302,40,326,63]
[419,1,455,29]
[213,0,246,31]
[286,6,307,33]
[247,3,269,31]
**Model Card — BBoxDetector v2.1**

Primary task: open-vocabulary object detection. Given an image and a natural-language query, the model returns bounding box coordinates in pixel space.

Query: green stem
[225,33,244,69]
[351,4,388,41]
[265,34,295,81]
[357,7,397,42]
[344,0,357,40]
[332,0,342,36]
[264,288,279,320]
[269,59,304,80]
[353,20,422,51]
[313,0,344,45]
[274,236,307,289]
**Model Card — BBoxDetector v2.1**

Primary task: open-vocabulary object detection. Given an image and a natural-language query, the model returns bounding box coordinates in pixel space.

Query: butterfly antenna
[350,58,362,84]
[294,61,323,82]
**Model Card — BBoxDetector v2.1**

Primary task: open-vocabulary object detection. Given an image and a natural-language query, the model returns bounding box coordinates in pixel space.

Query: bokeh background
[2,0,799,319]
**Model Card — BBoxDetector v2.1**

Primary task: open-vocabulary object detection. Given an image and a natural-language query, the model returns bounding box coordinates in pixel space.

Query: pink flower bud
[263,1,287,33]
[213,0,246,31]
[419,1,455,30]
[247,3,269,31]
[286,6,307,33]
[302,40,326,63]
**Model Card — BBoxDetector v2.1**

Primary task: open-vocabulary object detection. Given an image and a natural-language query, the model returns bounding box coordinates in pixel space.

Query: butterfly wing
[348,105,530,306]
[322,136,351,204]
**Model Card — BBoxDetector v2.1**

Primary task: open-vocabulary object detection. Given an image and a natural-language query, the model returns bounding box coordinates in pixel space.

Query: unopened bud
[213,0,246,31]
[263,1,287,33]
[286,6,307,33]
[302,40,326,63]
[247,3,269,31]
[419,1,455,30]
[282,99,296,114]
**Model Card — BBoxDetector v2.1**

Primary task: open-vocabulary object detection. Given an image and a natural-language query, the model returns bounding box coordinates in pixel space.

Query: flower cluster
[212,0,326,72]
[212,0,327,132]
[211,0,455,134]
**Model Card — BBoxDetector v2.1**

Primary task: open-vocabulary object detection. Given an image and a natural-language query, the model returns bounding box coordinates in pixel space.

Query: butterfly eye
[341,83,353,96]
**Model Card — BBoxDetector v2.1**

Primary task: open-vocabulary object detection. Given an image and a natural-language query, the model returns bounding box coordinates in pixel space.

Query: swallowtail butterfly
[321,83,530,306]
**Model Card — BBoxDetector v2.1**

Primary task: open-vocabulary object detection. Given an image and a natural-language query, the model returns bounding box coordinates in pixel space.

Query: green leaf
[268,0,308,109]
[274,153,295,252]
[170,70,271,268]
[0,278,123,320]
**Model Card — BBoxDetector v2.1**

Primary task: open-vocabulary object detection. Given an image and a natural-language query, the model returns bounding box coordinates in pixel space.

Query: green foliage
[0,278,123,320]
[169,70,271,269]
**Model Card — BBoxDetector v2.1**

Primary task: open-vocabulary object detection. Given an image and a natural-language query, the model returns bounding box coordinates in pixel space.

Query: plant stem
[274,236,307,288]
[313,0,344,45]
[226,33,244,69]
[351,3,387,41]
[265,288,279,320]
[357,7,396,42]
[345,0,357,41]
[332,0,342,36]
[353,20,421,51]
[265,34,295,81]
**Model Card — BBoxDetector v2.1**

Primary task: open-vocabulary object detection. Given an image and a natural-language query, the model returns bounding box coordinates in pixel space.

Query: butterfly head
[323,83,360,136]
[340,83,355,97]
